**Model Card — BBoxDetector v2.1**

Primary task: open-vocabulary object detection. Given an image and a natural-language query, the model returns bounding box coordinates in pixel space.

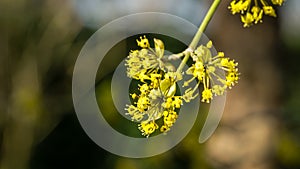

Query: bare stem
[176,0,221,74]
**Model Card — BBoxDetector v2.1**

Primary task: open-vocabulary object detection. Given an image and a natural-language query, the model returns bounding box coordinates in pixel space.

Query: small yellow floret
[271,0,284,6]
[241,12,254,27]
[251,6,264,24]
[263,6,277,17]
[136,35,150,48]
[139,121,158,137]
[201,88,213,103]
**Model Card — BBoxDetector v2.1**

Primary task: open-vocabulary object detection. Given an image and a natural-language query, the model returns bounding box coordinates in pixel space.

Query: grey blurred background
[1,0,300,169]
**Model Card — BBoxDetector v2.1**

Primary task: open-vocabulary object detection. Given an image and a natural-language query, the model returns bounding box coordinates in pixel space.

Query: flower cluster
[183,41,239,103]
[125,36,166,80]
[125,36,239,137]
[125,36,183,137]
[228,0,285,27]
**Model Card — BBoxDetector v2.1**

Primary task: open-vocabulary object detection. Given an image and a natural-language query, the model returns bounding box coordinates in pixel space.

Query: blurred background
[1,0,300,169]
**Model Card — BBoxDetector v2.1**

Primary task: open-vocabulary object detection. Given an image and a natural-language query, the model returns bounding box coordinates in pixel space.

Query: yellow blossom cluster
[183,41,239,103]
[125,36,183,137]
[125,36,164,80]
[125,36,239,137]
[125,71,183,137]
[228,0,285,27]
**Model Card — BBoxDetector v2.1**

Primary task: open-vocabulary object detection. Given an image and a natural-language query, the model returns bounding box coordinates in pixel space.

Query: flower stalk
[176,0,221,73]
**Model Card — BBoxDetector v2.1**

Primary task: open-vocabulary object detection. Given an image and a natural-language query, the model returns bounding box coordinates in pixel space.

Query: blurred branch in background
[204,1,300,169]
[0,0,82,168]
[205,0,282,168]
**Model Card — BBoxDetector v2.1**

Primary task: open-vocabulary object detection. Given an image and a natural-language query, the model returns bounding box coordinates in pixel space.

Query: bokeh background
[1,0,300,169]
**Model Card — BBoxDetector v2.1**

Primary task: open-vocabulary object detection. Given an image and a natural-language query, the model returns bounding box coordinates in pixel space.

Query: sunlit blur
[71,0,206,28]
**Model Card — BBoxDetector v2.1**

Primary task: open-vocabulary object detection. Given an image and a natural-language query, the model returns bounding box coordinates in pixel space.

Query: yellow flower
[163,97,173,109]
[186,61,205,81]
[229,0,250,14]
[136,96,149,111]
[225,71,239,88]
[201,88,213,103]
[139,121,158,137]
[263,6,276,17]
[220,58,238,72]
[251,6,264,24]
[241,12,254,27]
[172,96,182,108]
[136,35,150,48]
[160,110,178,133]
[272,0,284,6]
[228,0,285,27]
